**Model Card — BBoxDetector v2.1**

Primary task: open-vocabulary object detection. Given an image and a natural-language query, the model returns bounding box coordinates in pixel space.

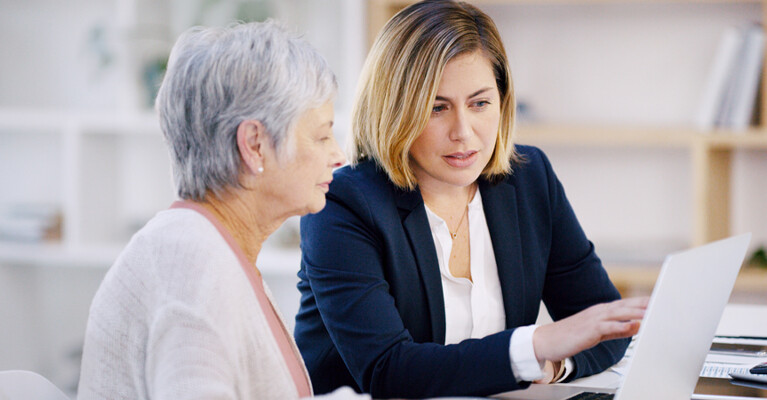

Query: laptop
[498,233,752,400]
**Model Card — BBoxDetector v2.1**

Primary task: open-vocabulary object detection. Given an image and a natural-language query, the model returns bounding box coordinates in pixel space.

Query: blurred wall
[0,0,765,397]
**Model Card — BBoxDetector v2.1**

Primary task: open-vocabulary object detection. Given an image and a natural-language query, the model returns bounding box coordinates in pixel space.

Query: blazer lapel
[479,180,528,329]
[395,188,446,344]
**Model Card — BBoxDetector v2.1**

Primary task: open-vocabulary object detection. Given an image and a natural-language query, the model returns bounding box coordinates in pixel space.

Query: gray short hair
[156,20,337,201]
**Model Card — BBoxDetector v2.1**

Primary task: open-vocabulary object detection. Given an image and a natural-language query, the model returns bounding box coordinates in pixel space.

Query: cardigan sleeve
[299,175,527,399]
[533,148,630,380]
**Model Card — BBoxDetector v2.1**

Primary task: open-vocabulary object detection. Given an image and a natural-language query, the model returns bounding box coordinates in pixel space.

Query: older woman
[77,21,354,399]
[295,1,648,398]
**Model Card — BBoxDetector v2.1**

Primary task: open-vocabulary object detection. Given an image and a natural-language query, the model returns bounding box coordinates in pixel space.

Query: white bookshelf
[0,109,177,268]
[0,242,123,269]
[0,108,306,274]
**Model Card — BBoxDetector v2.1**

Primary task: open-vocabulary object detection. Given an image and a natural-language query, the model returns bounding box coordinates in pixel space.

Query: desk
[494,304,767,399]
[695,377,767,399]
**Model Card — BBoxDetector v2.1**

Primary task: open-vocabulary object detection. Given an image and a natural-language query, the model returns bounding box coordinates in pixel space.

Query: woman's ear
[236,120,269,175]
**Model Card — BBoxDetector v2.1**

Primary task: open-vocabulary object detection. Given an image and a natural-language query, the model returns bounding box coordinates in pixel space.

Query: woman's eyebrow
[434,87,494,102]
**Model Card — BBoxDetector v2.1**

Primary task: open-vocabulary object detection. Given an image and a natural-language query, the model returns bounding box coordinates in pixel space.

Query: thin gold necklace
[449,187,473,240]
[449,208,467,239]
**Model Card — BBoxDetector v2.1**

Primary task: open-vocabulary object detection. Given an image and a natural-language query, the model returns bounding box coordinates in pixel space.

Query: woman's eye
[432,105,447,113]
[473,100,490,108]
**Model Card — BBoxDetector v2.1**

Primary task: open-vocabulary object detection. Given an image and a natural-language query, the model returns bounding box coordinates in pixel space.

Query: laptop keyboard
[565,392,615,400]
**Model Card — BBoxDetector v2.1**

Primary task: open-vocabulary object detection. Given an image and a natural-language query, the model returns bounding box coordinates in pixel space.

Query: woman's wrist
[551,360,566,383]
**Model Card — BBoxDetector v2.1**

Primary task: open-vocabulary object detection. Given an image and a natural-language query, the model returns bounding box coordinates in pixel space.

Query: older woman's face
[409,51,500,193]
[266,101,345,215]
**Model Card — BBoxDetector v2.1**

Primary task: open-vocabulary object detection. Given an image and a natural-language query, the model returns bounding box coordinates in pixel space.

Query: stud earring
[257,166,264,173]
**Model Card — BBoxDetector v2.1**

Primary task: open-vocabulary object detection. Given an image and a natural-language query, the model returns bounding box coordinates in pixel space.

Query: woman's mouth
[443,151,478,168]
[318,180,332,192]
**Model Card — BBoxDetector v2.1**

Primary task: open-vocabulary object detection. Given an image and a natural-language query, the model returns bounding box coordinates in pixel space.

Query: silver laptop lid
[616,233,751,400]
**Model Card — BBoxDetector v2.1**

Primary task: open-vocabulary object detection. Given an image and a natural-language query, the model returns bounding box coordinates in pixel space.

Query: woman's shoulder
[514,144,551,169]
[327,160,400,205]
[103,209,244,301]
[495,144,554,185]
[513,144,545,161]
[127,209,229,261]
[88,209,259,343]
[304,159,403,232]
[332,159,391,190]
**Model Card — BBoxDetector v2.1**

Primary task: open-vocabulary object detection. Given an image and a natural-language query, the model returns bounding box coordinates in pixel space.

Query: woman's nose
[449,108,472,141]
[329,136,346,167]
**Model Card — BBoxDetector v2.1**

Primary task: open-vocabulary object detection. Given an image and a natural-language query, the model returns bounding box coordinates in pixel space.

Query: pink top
[170,201,312,398]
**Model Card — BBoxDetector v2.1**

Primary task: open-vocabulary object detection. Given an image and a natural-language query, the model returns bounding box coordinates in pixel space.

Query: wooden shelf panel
[604,263,767,295]
[701,131,767,149]
[515,124,767,149]
[515,124,695,147]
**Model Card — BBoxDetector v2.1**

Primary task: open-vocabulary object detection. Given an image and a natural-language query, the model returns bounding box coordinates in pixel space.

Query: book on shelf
[0,204,62,243]
[696,26,743,130]
[727,24,765,130]
[696,23,764,132]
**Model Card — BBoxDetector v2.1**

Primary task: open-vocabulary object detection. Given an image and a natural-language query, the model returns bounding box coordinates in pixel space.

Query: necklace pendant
[450,232,458,239]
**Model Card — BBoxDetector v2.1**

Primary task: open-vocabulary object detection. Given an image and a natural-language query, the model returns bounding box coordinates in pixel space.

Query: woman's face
[264,100,345,215]
[409,51,501,193]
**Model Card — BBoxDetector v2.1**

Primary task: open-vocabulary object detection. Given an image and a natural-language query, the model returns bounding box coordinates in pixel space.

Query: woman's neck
[195,191,285,266]
[419,182,477,214]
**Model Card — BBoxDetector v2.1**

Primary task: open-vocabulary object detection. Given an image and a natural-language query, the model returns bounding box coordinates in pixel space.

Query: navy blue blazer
[295,145,628,398]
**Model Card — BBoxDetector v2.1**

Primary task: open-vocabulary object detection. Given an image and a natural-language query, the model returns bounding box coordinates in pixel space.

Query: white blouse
[425,190,559,382]
[424,190,506,344]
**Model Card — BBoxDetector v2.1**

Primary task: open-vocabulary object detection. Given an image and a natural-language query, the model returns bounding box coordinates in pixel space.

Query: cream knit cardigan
[78,208,310,400]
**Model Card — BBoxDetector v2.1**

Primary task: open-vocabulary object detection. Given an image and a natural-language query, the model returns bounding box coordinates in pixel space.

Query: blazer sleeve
[300,174,527,399]
[533,148,630,380]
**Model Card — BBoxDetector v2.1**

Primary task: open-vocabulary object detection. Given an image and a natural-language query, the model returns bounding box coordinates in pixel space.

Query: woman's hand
[533,296,650,364]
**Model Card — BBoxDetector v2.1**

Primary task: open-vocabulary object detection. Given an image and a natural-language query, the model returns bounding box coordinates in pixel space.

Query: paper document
[700,350,767,379]
[700,363,752,378]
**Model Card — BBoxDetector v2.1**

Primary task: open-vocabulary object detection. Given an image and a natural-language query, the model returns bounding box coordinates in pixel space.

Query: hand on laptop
[532,296,649,365]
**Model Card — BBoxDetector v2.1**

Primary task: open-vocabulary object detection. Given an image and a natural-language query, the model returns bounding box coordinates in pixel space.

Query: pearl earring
[257,166,264,173]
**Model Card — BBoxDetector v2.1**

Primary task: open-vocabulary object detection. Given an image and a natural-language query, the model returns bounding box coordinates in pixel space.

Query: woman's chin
[444,170,483,188]
[304,197,328,215]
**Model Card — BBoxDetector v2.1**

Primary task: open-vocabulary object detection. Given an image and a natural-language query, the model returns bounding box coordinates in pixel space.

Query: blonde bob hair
[350,0,519,190]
